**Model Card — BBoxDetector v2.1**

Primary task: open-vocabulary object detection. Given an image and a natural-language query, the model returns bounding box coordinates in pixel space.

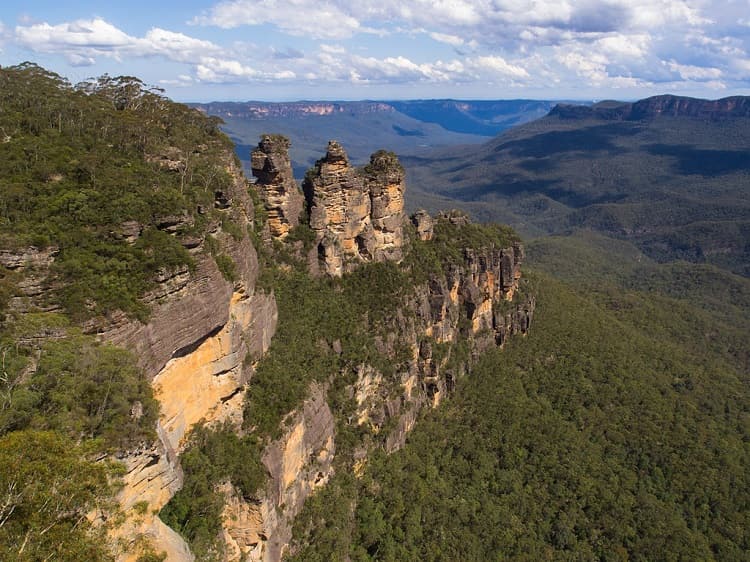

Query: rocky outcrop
[411,210,434,241]
[238,209,533,561]
[153,291,277,453]
[1,246,61,314]
[251,135,304,239]
[109,425,193,562]
[302,141,406,276]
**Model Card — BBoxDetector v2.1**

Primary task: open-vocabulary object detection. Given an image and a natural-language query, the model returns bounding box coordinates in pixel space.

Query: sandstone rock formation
[411,209,434,241]
[302,141,406,276]
[218,385,335,561]
[95,149,278,561]
[251,135,304,239]
[233,208,533,561]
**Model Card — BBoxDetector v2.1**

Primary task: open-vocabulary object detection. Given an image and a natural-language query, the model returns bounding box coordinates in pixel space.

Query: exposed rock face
[302,141,406,276]
[225,385,335,561]
[96,236,255,379]
[153,291,278,453]
[96,151,279,561]
[251,135,304,239]
[110,425,194,562]
[1,246,61,314]
[411,210,434,241]
[374,237,533,452]
[238,213,533,561]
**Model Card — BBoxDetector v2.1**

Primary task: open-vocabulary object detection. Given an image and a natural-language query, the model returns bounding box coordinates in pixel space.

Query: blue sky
[1,0,749,102]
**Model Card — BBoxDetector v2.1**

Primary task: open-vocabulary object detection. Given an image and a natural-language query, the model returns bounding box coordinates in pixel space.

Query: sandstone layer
[302,141,406,276]
[251,135,304,239]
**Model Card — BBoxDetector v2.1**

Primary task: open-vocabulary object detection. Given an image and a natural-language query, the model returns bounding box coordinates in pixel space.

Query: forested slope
[288,260,749,561]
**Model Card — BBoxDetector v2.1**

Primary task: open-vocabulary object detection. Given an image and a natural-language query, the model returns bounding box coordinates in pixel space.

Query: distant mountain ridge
[192,99,570,177]
[196,101,395,119]
[403,94,750,276]
[551,94,750,121]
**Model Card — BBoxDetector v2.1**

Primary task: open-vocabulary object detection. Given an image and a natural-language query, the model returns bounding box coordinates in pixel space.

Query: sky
[0,1,749,102]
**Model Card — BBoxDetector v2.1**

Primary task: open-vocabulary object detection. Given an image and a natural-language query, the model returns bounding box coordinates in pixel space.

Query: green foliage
[404,215,519,283]
[0,430,116,561]
[135,552,167,562]
[0,330,157,450]
[285,222,316,249]
[214,253,237,282]
[289,272,749,560]
[0,62,236,320]
[159,424,266,561]
[0,267,17,314]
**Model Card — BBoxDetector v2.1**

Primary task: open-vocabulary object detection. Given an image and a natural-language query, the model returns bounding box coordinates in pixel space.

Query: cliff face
[251,135,305,239]
[5,125,531,562]
[302,141,406,276]
[220,232,533,561]
[196,101,395,120]
[59,142,289,560]
[223,137,533,559]
[550,95,750,121]
[93,150,278,560]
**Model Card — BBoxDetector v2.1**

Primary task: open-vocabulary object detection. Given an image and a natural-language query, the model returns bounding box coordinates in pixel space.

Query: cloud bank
[6,1,750,97]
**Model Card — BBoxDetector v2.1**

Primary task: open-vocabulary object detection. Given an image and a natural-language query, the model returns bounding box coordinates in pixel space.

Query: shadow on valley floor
[645,144,750,176]
[490,122,641,158]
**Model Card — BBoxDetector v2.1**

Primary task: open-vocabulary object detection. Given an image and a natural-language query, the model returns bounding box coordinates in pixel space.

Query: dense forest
[288,259,749,561]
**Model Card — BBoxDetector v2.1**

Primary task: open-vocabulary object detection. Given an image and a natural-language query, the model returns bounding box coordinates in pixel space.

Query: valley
[0,63,748,562]
[193,99,561,176]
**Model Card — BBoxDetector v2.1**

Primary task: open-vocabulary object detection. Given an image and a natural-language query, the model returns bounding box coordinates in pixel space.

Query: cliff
[196,101,395,120]
[550,94,750,121]
[1,137,279,559]
[98,149,279,560]
[221,140,533,561]
[1,69,532,562]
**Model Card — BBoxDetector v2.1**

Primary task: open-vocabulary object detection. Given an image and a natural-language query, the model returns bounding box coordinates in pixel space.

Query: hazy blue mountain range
[402,95,750,276]
[193,99,566,176]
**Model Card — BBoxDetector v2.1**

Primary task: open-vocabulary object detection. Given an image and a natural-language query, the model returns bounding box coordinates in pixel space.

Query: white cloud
[469,55,530,79]
[555,47,650,89]
[141,28,219,62]
[667,60,723,81]
[193,0,362,39]
[428,31,465,46]
[14,18,221,65]
[15,18,133,54]
[6,1,749,97]
[594,34,652,59]
[11,17,299,85]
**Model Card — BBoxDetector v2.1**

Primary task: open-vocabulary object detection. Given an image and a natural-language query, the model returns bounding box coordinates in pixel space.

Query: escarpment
[102,149,279,561]
[223,140,533,562]
[1,137,279,559]
[2,73,532,562]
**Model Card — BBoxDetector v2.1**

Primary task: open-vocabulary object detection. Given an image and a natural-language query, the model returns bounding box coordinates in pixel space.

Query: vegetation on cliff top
[0,62,240,321]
